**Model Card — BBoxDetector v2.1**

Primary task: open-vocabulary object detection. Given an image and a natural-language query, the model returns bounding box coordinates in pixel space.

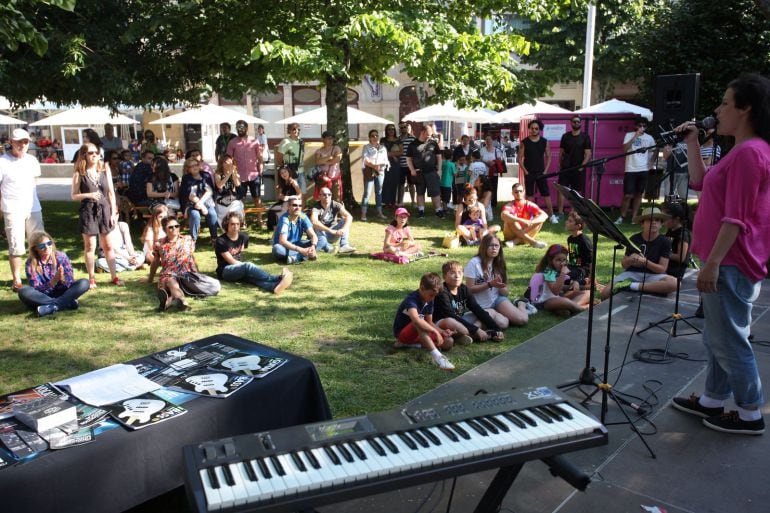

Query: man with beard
[227,120,264,207]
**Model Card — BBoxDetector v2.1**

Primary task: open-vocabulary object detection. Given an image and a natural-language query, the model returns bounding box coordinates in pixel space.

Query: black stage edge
[321,274,770,513]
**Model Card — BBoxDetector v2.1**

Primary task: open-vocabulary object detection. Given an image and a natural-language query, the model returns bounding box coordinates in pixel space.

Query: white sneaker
[338,245,356,254]
[505,240,515,249]
[531,241,546,249]
[550,214,559,224]
[614,216,624,225]
[432,354,455,371]
[446,202,455,210]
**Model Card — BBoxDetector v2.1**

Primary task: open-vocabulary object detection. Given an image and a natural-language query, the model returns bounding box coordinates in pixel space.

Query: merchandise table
[0,334,331,513]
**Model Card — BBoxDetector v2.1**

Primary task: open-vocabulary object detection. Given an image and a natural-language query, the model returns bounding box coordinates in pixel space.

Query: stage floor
[323,273,770,513]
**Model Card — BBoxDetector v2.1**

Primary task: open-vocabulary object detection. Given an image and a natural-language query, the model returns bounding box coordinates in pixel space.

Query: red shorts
[397,322,439,344]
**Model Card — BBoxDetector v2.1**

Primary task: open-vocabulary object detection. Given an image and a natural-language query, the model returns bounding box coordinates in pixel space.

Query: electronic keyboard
[184,385,608,513]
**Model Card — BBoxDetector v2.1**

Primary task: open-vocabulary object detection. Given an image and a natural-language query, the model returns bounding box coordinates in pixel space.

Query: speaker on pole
[653,73,700,135]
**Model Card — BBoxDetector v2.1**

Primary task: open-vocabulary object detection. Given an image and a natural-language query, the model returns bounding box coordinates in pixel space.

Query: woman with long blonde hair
[71,143,123,288]
[17,231,90,316]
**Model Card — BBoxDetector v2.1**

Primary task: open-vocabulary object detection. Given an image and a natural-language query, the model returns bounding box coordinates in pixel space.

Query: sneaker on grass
[671,394,724,418]
[338,245,356,254]
[549,214,559,224]
[613,278,634,293]
[703,411,765,435]
[614,216,624,225]
[454,334,473,346]
[431,353,455,371]
[505,240,515,249]
[531,241,546,249]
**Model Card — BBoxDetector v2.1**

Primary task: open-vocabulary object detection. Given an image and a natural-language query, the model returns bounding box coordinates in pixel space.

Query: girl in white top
[464,233,528,328]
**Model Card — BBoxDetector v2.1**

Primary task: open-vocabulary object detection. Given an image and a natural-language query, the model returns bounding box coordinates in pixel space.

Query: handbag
[363,165,377,180]
[442,232,460,249]
[177,271,221,298]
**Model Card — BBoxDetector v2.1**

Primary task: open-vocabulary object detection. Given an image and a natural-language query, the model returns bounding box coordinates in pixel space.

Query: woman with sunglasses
[142,216,196,311]
[141,204,168,266]
[18,231,90,317]
[71,143,123,288]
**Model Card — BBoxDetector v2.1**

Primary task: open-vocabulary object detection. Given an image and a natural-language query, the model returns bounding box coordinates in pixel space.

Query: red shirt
[502,199,543,220]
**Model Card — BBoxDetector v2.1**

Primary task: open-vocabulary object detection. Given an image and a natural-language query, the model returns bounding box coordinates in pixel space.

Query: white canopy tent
[491,101,571,124]
[402,101,496,124]
[275,105,391,126]
[0,114,26,125]
[575,98,653,121]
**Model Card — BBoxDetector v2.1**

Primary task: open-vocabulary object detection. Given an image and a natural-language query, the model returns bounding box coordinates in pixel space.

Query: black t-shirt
[665,226,692,277]
[407,137,441,174]
[560,132,591,170]
[521,137,548,175]
[214,232,248,278]
[567,233,593,271]
[312,200,343,228]
[433,283,499,333]
[625,233,672,273]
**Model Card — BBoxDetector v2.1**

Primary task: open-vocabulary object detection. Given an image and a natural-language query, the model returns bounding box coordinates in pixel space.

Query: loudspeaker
[653,74,700,135]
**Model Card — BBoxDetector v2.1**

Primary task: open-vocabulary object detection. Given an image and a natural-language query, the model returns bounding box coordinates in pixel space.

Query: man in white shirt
[100,123,123,152]
[0,129,45,291]
[616,118,656,224]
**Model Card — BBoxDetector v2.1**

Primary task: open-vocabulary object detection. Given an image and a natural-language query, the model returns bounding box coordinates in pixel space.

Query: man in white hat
[601,206,677,299]
[0,128,45,291]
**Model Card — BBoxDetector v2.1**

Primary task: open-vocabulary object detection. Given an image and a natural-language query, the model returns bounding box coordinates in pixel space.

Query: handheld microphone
[659,116,717,142]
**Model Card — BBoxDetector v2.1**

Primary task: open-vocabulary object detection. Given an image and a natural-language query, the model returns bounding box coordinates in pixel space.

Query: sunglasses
[321,193,332,197]
[166,224,180,229]
[36,240,53,250]
[290,203,302,208]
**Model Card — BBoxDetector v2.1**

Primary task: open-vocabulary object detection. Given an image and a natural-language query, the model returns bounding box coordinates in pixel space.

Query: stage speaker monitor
[653,73,700,135]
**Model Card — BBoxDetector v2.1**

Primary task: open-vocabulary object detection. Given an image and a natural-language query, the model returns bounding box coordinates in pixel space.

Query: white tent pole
[582,3,596,108]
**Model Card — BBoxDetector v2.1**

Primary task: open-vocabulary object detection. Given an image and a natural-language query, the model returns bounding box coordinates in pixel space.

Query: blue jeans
[702,265,763,409]
[361,173,384,211]
[221,262,280,292]
[272,240,312,262]
[316,220,349,251]
[188,205,218,241]
[18,279,90,311]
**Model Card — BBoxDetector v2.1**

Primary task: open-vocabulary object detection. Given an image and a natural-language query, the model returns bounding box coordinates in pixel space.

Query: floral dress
[156,236,196,285]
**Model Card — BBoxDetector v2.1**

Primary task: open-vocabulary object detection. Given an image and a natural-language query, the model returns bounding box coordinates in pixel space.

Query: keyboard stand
[473,463,525,513]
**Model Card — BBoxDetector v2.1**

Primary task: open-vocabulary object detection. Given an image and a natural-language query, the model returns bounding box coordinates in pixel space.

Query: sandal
[486,330,504,342]
[89,278,97,290]
[111,277,125,287]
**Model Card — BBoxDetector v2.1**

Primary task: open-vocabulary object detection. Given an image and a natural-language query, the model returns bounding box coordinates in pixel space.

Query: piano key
[447,422,471,440]
[529,406,554,424]
[379,435,399,454]
[248,459,277,500]
[255,457,272,479]
[235,461,262,502]
[476,416,499,434]
[290,451,307,472]
[485,415,509,432]
[242,460,258,482]
[269,455,286,476]
[420,427,442,446]
[275,453,306,492]
[501,411,526,429]
[437,424,459,442]
[409,429,430,448]
[222,464,236,486]
[199,468,222,511]
[513,410,537,427]
[225,463,249,506]
[206,466,220,489]
[386,435,423,469]
[213,466,236,509]
[323,445,341,465]
[559,403,604,434]
[311,447,347,486]
[348,441,367,460]
[397,432,418,451]
[366,437,386,457]
[303,448,321,469]
[335,443,354,463]
[542,404,564,421]
[492,415,533,446]
[464,418,488,436]
[356,440,394,476]
[550,402,574,420]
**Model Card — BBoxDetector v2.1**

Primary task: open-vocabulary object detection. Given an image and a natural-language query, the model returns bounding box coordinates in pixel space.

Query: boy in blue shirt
[393,272,456,371]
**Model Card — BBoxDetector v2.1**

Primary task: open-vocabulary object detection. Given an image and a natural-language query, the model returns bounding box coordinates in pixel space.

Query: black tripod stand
[555,185,656,458]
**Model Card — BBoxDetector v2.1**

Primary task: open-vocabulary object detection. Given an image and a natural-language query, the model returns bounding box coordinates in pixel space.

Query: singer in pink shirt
[227,119,264,207]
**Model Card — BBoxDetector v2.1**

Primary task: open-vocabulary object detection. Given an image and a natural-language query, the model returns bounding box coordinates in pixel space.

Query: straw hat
[632,206,670,224]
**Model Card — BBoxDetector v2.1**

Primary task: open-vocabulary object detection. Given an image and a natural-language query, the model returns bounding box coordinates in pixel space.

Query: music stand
[554,184,655,458]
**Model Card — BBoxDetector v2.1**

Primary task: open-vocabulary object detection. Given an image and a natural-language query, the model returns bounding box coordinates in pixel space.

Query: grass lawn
[0,200,636,419]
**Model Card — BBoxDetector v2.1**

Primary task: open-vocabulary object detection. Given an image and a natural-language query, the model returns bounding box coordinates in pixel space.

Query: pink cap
[395,207,410,217]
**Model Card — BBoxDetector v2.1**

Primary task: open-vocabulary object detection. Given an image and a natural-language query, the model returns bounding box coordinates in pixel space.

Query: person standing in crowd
[406,124,445,219]
[0,129,45,291]
[479,135,504,209]
[361,129,389,221]
[672,74,770,435]
[313,131,342,201]
[616,118,656,224]
[397,122,416,207]
[71,143,123,288]
[380,124,401,208]
[215,122,236,162]
[256,124,270,163]
[215,211,293,295]
[519,119,556,223]
[141,129,160,155]
[275,123,306,193]
[227,120,264,207]
[557,115,592,218]
[452,134,477,162]
[18,231,90,317]
[101,123,123,153]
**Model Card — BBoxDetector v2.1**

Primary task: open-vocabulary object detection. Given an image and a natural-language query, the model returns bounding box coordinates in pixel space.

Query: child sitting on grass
[461,204,487,246]
[529,244,590,315]
[565,211,593,287]
[433,261,505,343]
[383,207,422,257]
[392,272,456,371]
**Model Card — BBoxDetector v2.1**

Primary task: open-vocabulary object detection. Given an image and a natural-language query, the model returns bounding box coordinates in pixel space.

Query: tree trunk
[325,75,356,208]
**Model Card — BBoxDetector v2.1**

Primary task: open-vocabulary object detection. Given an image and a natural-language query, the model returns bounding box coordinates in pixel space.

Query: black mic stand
[554,184,655,459]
